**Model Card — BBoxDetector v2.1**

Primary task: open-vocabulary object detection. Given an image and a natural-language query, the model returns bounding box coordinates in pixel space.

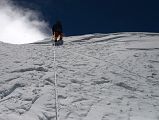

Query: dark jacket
[52,21,63,34]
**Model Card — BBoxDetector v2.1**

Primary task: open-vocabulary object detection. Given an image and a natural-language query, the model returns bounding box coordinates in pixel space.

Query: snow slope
[0,32,159,120]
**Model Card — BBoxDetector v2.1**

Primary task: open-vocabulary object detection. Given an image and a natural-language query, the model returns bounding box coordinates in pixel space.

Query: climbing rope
[53,39,59,120]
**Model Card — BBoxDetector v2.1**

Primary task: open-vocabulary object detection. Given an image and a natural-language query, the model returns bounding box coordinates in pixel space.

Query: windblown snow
[0,32,159,120]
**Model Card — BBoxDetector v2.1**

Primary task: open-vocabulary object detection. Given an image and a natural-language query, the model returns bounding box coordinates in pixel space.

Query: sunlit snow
[0,32,159,120]
[0,0,49,44]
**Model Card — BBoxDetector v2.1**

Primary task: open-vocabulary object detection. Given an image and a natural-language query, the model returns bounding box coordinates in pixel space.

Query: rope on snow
[53,40,59,120]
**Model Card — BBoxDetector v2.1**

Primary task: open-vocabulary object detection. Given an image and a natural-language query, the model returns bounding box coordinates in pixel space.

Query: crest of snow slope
[0,32,159,120]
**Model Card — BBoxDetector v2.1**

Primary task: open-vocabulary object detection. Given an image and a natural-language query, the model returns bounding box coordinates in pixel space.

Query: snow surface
[0,32,159,120]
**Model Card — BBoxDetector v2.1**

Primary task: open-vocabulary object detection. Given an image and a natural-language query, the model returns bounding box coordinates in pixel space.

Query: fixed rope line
[53,40,59,120]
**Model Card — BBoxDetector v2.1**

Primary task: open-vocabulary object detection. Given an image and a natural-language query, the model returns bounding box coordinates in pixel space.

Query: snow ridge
[0,32,159,120]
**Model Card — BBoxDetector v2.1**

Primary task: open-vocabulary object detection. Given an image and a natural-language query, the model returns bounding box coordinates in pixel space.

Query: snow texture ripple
[0,32,159,120]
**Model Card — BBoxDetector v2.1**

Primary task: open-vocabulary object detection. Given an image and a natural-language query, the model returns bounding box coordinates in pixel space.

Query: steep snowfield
[0,32,159,120]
